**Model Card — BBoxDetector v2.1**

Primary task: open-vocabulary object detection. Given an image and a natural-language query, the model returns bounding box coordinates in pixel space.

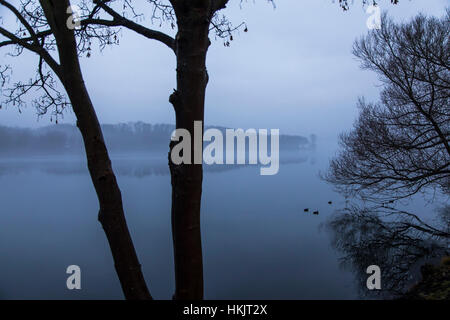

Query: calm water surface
[0,141,438,299]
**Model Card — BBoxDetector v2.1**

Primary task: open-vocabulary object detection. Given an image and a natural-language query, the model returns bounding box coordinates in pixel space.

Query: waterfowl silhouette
[328,201,332,205]
[304,208,309,212]
[313,211,319,215]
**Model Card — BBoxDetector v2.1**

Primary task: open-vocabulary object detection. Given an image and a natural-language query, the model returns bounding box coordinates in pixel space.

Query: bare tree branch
[325,12,450,203]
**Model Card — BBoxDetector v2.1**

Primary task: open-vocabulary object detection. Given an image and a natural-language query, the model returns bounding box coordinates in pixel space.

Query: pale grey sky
[0,0,448,139]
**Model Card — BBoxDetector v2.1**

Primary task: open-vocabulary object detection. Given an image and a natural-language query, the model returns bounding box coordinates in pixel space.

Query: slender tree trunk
[39,0,151,300]
[168,4,211,300]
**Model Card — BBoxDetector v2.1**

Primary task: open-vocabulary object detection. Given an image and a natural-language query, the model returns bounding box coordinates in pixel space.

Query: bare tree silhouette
[0,0,151,299]
[323,11,449,299]
[0,0,403,300]
[325,12,450,204]
[74,0,401,299]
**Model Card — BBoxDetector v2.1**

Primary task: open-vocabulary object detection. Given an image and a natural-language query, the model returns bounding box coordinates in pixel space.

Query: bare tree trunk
[168,4,211,300]
[39,0,151,300]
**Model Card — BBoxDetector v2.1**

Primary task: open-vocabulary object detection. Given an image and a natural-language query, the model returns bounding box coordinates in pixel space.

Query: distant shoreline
[0,122,316,156]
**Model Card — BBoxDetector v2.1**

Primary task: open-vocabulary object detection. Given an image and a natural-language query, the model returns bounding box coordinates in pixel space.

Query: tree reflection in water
[323,204,450,298]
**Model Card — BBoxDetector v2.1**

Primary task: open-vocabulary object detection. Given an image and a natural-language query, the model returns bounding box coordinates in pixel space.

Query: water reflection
[323,204,450,298]
[0,152,310,177]
[0,146,357,299]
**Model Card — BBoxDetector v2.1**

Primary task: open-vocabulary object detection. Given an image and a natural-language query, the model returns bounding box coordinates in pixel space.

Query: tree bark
[39,0,151,300]
[169,3,212,300]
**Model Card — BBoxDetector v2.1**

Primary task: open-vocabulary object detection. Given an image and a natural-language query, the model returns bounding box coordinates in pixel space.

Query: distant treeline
[0,122,314,156]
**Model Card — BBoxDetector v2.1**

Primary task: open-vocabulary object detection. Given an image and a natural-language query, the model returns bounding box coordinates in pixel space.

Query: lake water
[0,141,443,299]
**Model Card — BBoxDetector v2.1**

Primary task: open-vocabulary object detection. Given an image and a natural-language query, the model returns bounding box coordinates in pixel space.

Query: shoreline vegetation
[402,257,450,300]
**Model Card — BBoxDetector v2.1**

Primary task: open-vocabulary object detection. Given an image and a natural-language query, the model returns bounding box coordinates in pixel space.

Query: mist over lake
[0,0,448,305]
[0,134,445,299]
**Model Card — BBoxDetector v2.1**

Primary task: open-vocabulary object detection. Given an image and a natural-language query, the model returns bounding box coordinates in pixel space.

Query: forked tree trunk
[39,0,151,300]
[169,3,212,300]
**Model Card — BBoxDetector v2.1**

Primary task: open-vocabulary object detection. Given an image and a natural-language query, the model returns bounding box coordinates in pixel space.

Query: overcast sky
[0,0,447,139]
